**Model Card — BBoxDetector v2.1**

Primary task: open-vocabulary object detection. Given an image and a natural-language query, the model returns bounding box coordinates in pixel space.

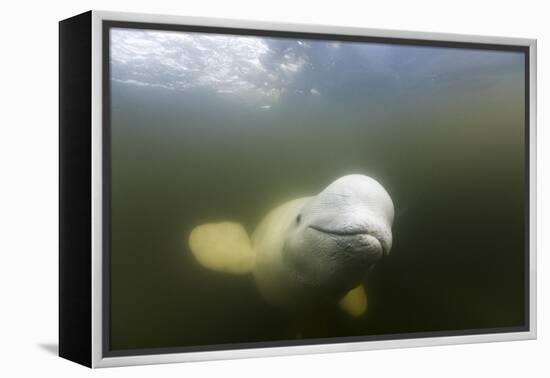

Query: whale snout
[308,225,386,261]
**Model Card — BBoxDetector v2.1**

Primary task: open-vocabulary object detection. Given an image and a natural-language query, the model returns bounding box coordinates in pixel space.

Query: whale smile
[308,225,386,256]
[308,225,369,237]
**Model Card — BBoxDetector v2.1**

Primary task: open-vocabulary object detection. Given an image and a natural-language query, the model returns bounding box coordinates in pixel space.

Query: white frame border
[90,10,537,368]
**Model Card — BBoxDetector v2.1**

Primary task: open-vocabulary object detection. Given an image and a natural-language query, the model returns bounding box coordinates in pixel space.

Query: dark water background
[109,38,526,351]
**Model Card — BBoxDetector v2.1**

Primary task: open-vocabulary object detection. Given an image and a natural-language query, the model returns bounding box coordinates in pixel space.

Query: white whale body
[188,174,394,316]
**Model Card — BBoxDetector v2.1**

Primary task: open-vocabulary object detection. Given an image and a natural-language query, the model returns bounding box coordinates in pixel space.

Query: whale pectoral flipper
[338,284,367,317]
[188,222,255,274]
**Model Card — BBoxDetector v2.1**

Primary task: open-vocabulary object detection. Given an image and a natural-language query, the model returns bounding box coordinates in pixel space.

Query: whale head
[283,174,394,299]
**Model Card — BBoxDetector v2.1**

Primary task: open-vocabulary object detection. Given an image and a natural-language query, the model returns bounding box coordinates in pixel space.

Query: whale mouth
[309,225,368,237]
[309,225,386,256]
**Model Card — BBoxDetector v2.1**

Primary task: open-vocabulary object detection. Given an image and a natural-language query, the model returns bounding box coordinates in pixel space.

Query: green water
[108,38,526,352]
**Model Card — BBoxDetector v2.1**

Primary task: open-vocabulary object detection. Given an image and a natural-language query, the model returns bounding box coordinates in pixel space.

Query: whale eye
[296,214,302,224]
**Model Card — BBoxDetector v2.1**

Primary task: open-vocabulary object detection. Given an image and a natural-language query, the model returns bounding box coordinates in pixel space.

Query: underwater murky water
[108,30,526,352]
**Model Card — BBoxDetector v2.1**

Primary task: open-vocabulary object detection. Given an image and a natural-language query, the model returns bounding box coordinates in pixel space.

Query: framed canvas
[59,10,537,368]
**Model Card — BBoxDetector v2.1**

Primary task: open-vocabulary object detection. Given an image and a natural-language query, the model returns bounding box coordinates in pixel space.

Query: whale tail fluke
[188,222,255,274]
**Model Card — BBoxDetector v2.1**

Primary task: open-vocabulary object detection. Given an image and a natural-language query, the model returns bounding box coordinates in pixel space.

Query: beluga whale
[188,174,394,317]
